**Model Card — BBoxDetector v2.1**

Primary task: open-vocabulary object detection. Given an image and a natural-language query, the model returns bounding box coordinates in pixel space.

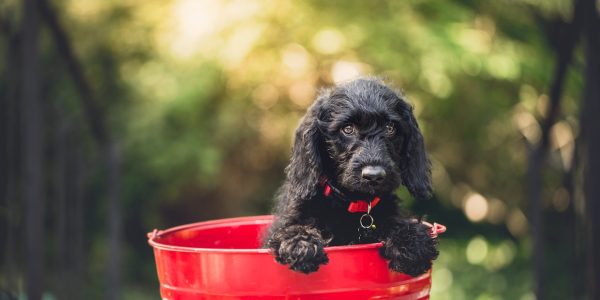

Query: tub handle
[422,221,446,238]
[148,229,160,240]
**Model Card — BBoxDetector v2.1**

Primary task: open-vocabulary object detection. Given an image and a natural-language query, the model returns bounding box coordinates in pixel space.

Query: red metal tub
[148,215,432,299]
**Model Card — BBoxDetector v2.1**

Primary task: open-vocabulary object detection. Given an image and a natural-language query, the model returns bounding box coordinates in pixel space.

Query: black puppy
[264,78,438,276]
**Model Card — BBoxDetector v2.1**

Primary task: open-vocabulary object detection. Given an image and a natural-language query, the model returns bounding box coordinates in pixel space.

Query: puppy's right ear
[285,94,328,201]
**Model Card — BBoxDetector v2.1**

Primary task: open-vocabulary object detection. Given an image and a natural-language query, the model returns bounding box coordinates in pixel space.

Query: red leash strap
[421,221,446,238]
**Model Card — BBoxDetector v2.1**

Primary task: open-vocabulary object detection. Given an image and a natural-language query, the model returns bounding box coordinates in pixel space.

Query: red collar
[320,177,381,213]
[346,197,381,213]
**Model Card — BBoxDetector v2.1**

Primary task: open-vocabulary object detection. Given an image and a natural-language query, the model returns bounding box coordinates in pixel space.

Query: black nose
[361,166,386,182]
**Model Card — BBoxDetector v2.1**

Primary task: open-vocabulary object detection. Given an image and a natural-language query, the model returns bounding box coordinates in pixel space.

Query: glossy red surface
[148,215,431,300]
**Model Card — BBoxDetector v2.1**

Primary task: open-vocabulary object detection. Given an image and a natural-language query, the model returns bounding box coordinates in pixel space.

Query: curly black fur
[264,78,439,276]
[379,217,439,276]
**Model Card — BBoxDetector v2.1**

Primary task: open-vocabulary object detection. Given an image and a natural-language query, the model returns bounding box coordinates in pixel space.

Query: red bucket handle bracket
[422,221,446,238]
[148,229,160,240]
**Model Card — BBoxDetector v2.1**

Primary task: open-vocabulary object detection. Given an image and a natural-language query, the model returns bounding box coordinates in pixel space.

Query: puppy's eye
[341,125,356,136]
[386,123,396,136]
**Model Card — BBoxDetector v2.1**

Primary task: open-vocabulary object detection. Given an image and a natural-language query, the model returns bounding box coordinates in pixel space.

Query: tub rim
[147,215,384,254]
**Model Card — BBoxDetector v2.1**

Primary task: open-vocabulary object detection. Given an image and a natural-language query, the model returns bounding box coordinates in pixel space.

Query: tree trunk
[53,108,68,299]
[52,113,87,299]
[106,140,122,300]
[564,136,585,298]
[38,0,107,143]
[21,0,45,298]
[73,144,87,300]
[39,2,122,298]
[581,0,600,297]
[1,14,21,297]
[528,0,583,295]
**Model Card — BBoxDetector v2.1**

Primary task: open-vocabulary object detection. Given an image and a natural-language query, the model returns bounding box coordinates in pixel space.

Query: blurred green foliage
[0,0,584,299]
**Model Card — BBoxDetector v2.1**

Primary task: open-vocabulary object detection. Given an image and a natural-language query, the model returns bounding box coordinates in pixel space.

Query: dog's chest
[304,195,394,245]
[318,209,382,246]
[325,214,363,245]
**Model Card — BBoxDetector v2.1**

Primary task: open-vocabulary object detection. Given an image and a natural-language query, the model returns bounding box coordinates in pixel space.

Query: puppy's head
[286,78,431,201]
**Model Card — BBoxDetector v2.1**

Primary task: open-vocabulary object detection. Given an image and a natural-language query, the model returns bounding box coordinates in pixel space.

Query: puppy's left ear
[400,104,432,199]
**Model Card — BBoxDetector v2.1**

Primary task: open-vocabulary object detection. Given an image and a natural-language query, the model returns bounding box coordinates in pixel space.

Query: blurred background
[1,0,599,299]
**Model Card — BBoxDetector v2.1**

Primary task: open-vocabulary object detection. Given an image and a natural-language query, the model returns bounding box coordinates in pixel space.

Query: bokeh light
[463,193,489,222]
[466,236,489,265]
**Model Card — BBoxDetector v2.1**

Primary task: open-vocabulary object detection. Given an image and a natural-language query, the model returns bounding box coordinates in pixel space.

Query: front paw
[276,236,329,274]
[380,223,439,277]
[267,225,329,274]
